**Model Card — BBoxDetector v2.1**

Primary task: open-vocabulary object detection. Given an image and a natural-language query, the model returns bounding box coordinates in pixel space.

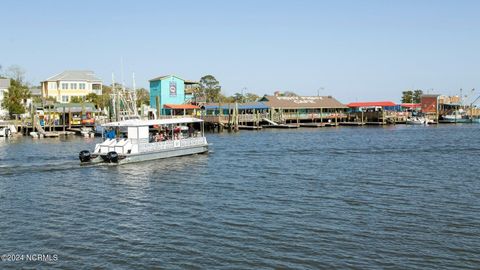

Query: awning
[163,104,199,109]
[347,101,396,108]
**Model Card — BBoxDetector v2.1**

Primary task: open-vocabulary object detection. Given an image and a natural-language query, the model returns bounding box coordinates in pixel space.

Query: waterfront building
[33,102,98,127]
[149,75,200,116]
[347,101,399,124]
[0,78,11,118]
[259,95,348,123]
[41,70,103,103]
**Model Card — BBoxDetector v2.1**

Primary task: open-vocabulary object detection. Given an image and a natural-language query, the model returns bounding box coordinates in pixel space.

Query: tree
[85,93,102,108]
[199,75,221,102]
[401,90,414,103]
[2,78,30,117]
[136,88,150,108]
[98,84,112,109]
[413,90,423,103]
[244,93,259,102]
[233,92,244,102]
[70,96,84,103]
[285,91,298,97]
[32,96,43,104]
[6,65,26,83]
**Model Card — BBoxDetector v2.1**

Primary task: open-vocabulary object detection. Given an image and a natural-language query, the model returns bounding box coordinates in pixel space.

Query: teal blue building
[149,75,185,115]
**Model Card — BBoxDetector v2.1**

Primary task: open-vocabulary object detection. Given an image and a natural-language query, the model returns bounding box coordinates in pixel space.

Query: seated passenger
[154,132,162,142]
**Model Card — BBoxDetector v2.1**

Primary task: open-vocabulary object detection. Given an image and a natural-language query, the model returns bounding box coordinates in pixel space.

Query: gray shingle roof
[259,95,348,109]
[0,78,10,89]
[44,70,102,82]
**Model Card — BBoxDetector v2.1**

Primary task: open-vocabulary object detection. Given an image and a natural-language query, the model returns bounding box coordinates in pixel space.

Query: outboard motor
[107,151,119,163]
[79,150,91,162]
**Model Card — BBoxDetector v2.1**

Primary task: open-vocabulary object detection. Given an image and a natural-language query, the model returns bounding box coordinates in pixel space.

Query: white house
[41,70,102,103]
[0,78,11,118]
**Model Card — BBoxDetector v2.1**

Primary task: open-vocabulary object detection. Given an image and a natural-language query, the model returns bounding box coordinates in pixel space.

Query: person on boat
[105,129,116,139]
[173,125,181,139]
[154,132,161,142]
[188,124,195,137]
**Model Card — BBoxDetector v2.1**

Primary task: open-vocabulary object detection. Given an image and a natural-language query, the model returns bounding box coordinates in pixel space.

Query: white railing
[180,137,205,147]
[138,137,205,153]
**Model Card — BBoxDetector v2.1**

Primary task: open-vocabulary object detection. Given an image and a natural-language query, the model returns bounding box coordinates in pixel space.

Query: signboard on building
[169,81,177,97]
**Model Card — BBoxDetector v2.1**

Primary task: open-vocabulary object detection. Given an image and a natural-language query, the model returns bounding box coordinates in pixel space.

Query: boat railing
[140,140,174,152]
[179,137,205,147]
[138,137,205,153]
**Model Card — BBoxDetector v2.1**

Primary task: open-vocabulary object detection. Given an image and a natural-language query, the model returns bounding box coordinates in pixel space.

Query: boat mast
[132,72,138,117]
[112,73,119,122]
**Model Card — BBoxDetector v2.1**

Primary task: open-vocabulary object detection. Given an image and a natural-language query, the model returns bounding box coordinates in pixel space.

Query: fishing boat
[78,117,208,164]
[440,109,476,123]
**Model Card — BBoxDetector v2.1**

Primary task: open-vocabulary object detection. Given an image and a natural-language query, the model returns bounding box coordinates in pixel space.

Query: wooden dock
[340,122,366,126]
[263,124,299,129]
[365,122,387,125]
[238,125,263,130]
[299,123,326,128]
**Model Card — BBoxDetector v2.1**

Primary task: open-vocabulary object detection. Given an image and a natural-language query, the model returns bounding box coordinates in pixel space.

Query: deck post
[335,109,338,126]
[63,105,66,133]
[234,102,239,132]
[383,109,386,125]
[31,103,35,133]
[156,96,160,119]
[68,108,72,129]
[320,108,323,124]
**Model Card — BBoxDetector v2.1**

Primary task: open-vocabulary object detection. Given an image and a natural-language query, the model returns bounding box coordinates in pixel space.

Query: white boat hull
[85,143,209,165]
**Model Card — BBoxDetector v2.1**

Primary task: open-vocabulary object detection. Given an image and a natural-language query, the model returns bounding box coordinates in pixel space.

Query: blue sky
[2,0,480,102]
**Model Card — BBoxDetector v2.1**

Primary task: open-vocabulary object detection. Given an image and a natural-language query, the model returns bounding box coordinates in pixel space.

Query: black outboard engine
[107,151,119,163]
[79,150,91,162]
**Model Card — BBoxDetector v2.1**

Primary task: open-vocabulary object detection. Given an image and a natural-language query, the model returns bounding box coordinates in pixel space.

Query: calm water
[0,125,479,269]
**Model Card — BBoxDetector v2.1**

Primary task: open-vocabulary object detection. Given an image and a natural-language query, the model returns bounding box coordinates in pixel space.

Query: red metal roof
[347,101,396,108]
[163,104,199,109]
[400,103,421,108]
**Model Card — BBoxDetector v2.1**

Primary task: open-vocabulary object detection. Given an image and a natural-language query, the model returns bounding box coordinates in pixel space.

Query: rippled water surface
[1,125,479,269]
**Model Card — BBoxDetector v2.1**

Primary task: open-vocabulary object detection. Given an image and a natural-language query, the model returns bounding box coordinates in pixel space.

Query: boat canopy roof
[102,117,203,127]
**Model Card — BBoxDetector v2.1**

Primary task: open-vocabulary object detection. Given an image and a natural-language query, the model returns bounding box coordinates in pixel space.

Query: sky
[1,0,480,103]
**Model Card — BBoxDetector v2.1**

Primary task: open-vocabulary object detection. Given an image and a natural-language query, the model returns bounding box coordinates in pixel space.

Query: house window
[62,95,69,102]
[71,83,77,89]
[48,83,56,90]
[62,83,68,89]
[79,83,86,89]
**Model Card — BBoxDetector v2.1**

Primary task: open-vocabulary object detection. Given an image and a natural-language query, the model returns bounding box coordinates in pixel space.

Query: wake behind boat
[79,117,208,165]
